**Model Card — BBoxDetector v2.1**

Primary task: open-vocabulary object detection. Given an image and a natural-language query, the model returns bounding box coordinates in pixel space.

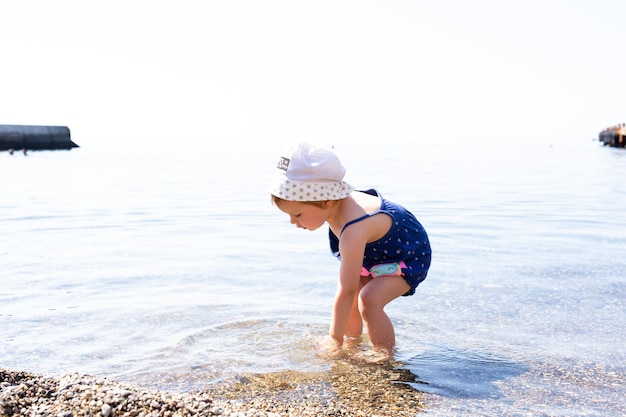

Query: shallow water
[1,138,625,416]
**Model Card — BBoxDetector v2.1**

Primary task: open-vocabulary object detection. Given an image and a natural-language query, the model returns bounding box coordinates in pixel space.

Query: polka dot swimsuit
[329,189,432,296]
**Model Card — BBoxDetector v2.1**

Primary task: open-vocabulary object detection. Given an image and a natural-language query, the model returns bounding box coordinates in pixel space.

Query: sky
[1,0,625,148]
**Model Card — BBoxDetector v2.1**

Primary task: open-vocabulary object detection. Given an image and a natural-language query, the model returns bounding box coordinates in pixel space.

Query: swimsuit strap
[339,210,382,236]
[339,189,386,237]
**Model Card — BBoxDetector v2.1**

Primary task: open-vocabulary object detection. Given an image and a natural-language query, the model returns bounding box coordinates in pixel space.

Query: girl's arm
[329,227,367,348]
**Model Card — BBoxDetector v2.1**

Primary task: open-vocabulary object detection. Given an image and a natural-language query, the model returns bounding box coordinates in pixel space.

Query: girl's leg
[358,276,410,351]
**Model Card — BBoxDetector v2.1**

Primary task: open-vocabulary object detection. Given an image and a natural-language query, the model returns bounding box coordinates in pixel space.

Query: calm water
[1,138,625,416]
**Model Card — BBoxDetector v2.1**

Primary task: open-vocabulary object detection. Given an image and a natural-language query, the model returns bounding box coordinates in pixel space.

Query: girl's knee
[357,291,384,316]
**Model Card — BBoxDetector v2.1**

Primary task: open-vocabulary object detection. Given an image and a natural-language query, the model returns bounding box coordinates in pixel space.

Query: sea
[1,136,624,416]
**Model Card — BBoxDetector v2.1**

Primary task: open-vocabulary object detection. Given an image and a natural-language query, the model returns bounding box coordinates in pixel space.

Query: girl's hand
[316,335,345,359]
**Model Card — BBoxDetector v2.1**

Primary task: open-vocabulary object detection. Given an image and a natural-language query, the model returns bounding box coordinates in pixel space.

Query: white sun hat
[269,142,354,202]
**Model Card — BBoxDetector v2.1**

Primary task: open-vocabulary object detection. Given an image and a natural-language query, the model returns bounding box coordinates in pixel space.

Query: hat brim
[270,177,354,201]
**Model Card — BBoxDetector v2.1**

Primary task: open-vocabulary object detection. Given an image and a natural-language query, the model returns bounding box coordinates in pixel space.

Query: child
[269,142,431,359]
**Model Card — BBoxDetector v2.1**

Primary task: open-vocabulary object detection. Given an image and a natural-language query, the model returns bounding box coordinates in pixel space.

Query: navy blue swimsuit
[329,189,432,296]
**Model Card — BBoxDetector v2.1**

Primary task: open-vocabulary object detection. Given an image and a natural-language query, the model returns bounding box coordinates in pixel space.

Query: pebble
[101,403,112,417]
[1,362,426,417]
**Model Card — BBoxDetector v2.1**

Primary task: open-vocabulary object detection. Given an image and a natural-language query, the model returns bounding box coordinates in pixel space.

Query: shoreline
[1,364,426,417]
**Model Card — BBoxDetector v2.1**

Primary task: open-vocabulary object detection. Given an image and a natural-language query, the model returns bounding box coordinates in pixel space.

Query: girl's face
[276,200,330,231]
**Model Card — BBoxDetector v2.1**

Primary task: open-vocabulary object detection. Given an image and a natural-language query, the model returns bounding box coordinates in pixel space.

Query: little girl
[269,142,431,360]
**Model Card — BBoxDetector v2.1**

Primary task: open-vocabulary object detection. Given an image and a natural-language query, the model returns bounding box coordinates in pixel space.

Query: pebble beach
[0,364,426,417]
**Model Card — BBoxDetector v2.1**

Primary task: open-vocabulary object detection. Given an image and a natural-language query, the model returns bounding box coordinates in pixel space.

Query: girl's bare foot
[342,336,363,350]
[316,336,346,359]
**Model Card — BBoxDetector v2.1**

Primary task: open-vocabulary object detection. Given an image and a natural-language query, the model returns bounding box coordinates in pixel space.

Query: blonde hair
[271,194,332,209]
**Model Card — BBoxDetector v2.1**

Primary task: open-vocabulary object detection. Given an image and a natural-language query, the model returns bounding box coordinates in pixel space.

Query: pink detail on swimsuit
[361,261,407,278]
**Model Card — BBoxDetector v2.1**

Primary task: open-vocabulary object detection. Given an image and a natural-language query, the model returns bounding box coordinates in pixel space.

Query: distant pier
[0,124,78,152]
[598,123,625,147]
